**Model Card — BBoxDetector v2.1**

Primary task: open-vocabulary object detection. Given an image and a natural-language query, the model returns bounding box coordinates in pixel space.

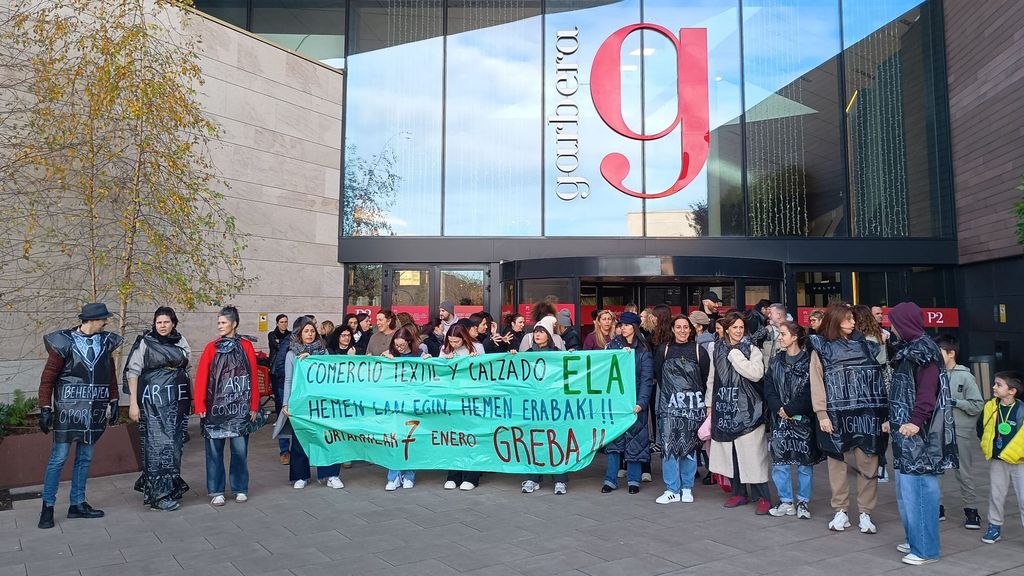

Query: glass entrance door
[390,267,431,324]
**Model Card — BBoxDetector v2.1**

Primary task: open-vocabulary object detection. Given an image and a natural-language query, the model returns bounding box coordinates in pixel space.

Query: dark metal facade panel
[337,237,958,267]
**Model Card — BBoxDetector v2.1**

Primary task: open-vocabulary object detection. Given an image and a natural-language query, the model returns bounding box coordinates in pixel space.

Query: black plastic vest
[809,334,886,457]
[43,329,124,444]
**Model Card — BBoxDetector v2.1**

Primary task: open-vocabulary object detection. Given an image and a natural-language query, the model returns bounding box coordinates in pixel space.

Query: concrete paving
[1,424,1021,576]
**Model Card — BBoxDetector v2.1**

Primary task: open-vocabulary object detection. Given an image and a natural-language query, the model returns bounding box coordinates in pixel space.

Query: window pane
[194,0,247,29]
[743,0,846,237]
[392,269,431,323]
[344,1,444,236]
[844,0,953,237]
[444,1,542,236]
[345,264,382,309]
[855,271,900,307]
[642,0,745,237]
[544,0,643,236]
[440,270,485,318]
[796,271,843,307]
[520,278,574,323]
[251,1,346,68]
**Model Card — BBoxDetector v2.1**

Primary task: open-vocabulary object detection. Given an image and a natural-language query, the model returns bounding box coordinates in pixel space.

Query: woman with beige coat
[707,311,772,515]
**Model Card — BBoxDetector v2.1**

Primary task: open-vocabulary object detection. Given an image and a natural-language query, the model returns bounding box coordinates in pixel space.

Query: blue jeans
[387,470,416,482]
[604,453,641,487]
[662,452,698,493]
[895,471,941,560]
[42,441,94,506]
[290,437,341,482]
[772,464,813,503]
[205,435,249,496]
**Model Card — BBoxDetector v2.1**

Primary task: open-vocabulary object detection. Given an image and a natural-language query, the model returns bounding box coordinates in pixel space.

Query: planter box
[0,424,142,490]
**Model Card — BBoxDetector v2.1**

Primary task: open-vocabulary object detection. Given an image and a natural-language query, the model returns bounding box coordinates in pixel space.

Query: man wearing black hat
[701,292,723,325]
[36,303,123,529]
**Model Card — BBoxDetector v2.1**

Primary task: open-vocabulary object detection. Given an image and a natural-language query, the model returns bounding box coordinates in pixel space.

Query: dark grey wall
[957,256,1024,372]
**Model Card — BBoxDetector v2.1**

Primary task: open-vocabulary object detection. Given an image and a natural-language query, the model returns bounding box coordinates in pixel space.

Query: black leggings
[731,445,770,501]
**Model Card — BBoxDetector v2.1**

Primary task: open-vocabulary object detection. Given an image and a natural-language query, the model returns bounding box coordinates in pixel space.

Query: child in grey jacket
[936,335,984,529]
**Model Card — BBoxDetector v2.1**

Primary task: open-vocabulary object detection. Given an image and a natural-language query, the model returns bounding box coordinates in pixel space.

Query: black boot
[965,508,982,530]
[939,505,946,521]
[38,504,54,529]
[67,502,104,519]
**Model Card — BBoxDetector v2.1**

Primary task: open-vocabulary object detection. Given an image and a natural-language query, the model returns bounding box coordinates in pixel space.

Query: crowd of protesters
[33,296,1024,567]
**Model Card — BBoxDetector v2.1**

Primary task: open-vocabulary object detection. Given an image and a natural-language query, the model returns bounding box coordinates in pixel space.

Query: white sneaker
[859,512,877,534]
[877,466,889,483]
[326,476,344,489]
[617,469,626,478]
[655,490,681,504]
[443,480,457,490]
[459,481,475,491]
[796,501,811,519]
[681,488,694,503]
[210,495,226,507]
[235,493,248,503]
[385,479,400,491]
[897,543,911,553]
[641,472,653,483]
[901,554,937,566]
[293,479,307,489]
[402,478,414,489]
[521,480,540,494]
[829,510,851,531]
[770,502,796,517]
[554,482,567,495]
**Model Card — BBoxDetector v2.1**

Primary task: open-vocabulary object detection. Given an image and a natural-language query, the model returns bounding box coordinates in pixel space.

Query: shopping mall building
[194,0,1020,371]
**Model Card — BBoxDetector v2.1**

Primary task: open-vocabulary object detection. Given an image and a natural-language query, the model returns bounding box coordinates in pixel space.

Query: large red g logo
[590,25,709,199]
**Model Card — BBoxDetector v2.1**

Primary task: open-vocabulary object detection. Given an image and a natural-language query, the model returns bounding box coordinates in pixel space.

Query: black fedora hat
[78,303,113,321]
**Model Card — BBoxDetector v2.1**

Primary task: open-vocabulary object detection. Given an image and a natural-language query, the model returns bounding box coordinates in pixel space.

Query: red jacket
[193,337,259,415]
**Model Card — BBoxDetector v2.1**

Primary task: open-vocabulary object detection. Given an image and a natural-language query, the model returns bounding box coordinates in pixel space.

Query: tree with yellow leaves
[0,0,253,338]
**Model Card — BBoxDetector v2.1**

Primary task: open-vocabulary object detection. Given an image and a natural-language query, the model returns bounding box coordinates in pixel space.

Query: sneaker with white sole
[829,510,851,531]
[210,495,226,507]
[443,480,457,490]
[681,489,694,503]
[402,479,415,489]
[641,472,653,483]
[235,493,248,503]
[982,524,1002,543]
[769,502,796,517]
[796,501,811,519]
[293,479,307,489]
[554,482,567,495]
[385,479,400,491]
[901,554,937,566]
[877,466,889,483]
[617,469,626,478]
[859,512,877,534]
[459,481,475,491]
[521,480,540,494]
[326,477,344,489]
[655,490,681,504]
[897,543,910,553]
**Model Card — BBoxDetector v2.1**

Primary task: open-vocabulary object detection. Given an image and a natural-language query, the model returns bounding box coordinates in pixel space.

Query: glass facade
[336,0,952,238]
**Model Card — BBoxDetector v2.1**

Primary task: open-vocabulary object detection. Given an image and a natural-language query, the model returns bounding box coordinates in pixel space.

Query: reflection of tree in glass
[343,144,401,237]
[442,271,484,307]
[346,264,381,307]
[690,200,708,237]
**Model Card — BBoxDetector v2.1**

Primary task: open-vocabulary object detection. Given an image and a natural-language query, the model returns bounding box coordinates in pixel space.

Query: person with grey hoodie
[935,334,984,529]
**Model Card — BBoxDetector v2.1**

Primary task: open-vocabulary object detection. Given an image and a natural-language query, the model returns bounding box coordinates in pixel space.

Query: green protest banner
[288,350,637,473]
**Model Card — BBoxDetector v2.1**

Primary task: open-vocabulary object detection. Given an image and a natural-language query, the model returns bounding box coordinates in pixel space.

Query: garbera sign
[550,24,709,201]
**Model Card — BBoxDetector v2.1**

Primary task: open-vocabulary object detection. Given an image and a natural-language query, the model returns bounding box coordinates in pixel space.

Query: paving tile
[173,542,270,570]
[25,549,125,576]
[118,537,214,563]
[437,543,533,572]
[230,547,330,575]
[290,553,391,576]
[578,556,682,576]
[506,549,607,576]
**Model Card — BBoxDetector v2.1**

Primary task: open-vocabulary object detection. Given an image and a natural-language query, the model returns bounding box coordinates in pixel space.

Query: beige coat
[706,342,771,484]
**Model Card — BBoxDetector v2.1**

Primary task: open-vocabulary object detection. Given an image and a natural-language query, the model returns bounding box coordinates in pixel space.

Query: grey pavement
[2,424,1022,576]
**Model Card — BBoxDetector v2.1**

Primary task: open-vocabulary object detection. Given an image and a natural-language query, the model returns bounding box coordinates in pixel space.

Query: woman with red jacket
[194,306,259,507]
